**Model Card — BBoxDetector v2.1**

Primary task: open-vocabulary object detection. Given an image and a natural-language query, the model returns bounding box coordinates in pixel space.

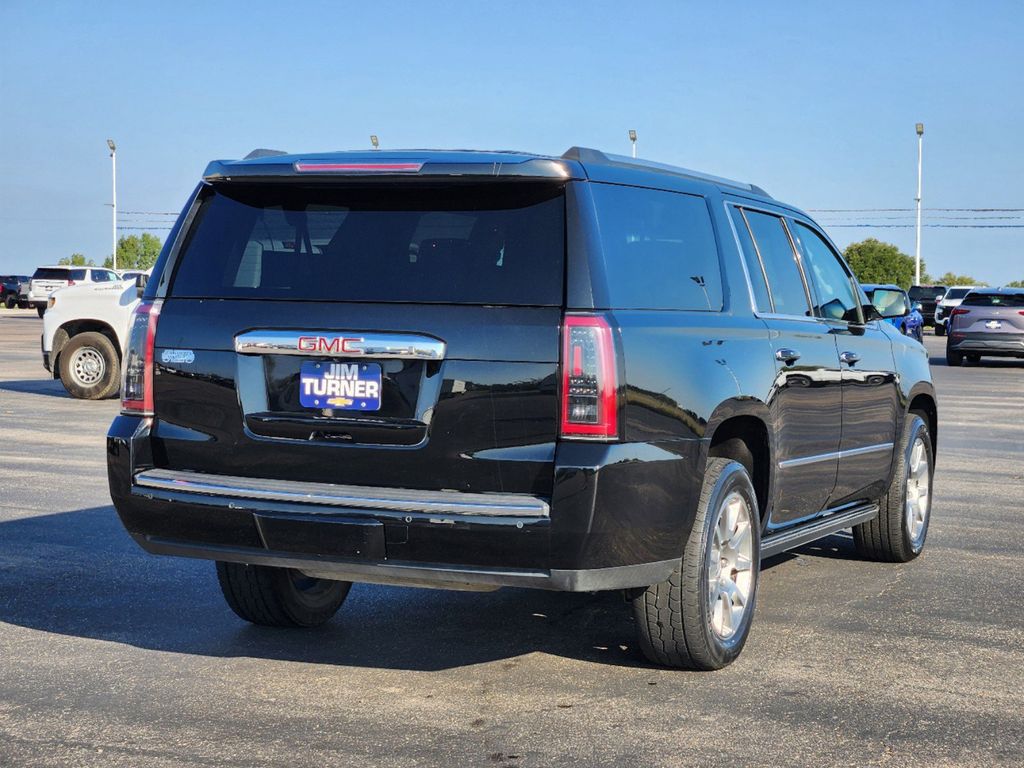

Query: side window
[590,184,723,311]
[741,210,810,317]
[91,270,115,283]
[794,222,862,323]
[729,207,772,312]
[69,269,88,281]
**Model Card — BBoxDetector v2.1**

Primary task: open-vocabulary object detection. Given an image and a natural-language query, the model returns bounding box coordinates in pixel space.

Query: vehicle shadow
[0,379,70,398]
[0,506,867,672]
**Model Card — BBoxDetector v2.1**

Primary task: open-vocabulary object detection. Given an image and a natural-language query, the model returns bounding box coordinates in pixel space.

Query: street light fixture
[107,139,117,270]
[370,134,379,150]
[628,130,637,159]
[914,123,924,285]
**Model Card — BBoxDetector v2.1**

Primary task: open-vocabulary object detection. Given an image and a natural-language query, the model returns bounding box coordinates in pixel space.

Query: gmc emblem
[297,336,365,354]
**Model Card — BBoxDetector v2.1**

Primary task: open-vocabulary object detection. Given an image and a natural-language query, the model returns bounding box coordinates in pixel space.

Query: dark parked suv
[107,147,938,669]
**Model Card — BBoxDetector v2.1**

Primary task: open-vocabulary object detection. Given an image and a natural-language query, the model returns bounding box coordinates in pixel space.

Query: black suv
[107,147,938,669]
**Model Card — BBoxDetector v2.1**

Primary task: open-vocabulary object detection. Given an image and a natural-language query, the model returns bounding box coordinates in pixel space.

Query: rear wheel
[966,354,981,364]
[216,561,352,628]
[853,413,933,562]
[934,322,946,337]
[36,306,45,318]
[632,458,760,670]
[3,293,14,309]
[946,349,963,366]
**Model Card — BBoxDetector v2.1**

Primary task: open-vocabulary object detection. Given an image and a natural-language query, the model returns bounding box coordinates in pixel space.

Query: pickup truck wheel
[934,322,945,337]
[216,561,351,628]
[3,294,14,309]
[58,332,121,400]
[853,413,933,563]
[632,458,760,670]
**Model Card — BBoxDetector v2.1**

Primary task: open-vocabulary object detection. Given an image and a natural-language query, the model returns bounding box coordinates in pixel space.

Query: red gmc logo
[297,336,365,354]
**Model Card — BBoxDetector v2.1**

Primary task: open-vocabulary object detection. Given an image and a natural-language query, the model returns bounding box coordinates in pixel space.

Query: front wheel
[216,562,352,627]
[632,458,760,670]
[854,413,934,562]
[58,332,121,399]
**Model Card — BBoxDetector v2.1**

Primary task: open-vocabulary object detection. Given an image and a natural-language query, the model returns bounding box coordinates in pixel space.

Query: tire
[946,349,963,366]
[216,561,351,628]
[3,293,14,309]
[36,306,45,318]
[934,323,945,337]
[57,332,121,400]
[966,354,981,364]
[853,413,933,563]
[632,458,760,670]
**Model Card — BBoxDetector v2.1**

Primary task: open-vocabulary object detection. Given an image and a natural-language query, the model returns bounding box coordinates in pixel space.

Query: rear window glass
[962,292,1024,307]
[909,286,945,300]
[590,184,722,310]
[169,183,565,305]
[943,288,973,300]
[32,268,70,280]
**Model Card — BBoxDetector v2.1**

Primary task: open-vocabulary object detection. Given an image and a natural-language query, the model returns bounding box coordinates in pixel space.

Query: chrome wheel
[69,347,105,387]
[905,436,931,548]
[707,491,754,640]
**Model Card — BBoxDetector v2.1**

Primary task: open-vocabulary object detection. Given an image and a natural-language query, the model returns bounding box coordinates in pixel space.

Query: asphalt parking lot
[1,308,1022,767]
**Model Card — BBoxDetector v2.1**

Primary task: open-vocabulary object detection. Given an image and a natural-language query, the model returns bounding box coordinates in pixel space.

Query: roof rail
[243,148,288,160]
[561,146,770,197]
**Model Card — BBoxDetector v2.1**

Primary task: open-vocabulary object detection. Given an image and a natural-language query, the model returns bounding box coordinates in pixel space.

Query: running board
[761,503,879,559]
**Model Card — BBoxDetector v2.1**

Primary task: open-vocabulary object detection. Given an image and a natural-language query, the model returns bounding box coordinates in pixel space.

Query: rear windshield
[169,183,565,305]
[32,268,73,280]
[909,286,945,300]
[944,287,973,300]
[961,292,1024,307]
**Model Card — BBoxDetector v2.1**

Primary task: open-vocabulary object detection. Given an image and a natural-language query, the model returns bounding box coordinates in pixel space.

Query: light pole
[914,123,924,285]
[628,130,637,159]
[107,139,117,270]
[370,134,379,150]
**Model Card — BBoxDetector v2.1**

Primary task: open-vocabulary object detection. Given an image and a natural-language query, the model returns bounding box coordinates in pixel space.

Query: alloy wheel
[707,491,754,639]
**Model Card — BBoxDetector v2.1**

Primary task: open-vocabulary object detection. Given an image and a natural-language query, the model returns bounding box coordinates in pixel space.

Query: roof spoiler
[243,148,288,160]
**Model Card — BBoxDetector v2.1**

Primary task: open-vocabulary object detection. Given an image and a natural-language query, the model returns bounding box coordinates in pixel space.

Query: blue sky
[2,0,1022,283]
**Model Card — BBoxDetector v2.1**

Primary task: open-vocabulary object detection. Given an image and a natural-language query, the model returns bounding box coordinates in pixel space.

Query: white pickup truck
[41,274,147,399]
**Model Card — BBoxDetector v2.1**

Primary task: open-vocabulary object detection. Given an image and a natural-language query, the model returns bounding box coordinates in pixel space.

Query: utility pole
[914,123,924,285]
[107,139,117,270]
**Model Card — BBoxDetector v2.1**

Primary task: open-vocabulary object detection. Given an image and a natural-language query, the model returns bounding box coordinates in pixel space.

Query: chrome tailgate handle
[235,330,446,360]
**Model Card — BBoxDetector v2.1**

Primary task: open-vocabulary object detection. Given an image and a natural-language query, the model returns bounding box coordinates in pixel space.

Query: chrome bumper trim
[133,468,549,518]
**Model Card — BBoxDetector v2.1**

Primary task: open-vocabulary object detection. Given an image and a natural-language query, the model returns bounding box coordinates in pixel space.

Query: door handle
[775,348,801,365]
[839,351,860,365]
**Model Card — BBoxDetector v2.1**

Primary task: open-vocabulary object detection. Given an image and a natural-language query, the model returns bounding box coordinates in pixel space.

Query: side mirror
[135,273,149,299]
[862,303,882,322]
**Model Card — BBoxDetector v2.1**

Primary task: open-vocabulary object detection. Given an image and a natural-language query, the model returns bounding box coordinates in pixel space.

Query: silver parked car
[946,288,1024,365]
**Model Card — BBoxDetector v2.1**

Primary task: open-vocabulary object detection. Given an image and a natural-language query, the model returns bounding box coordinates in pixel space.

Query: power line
[118,210,179,216]
[809,207,1024,213]
[824,223,1024,229]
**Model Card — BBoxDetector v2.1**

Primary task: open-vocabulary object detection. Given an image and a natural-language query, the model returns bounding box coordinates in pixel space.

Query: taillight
[560,314,618,440]
[951,308,970,316]
[121,299,161,415]
[67,280,76,286]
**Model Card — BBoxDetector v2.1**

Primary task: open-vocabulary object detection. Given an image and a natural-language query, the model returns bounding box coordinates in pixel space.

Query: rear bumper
[948,334,1024,356]
[107,416,702,591]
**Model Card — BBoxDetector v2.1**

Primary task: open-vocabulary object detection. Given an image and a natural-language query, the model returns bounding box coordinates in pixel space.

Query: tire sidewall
[899,415,933,556]
[692,461,761,665]
[59,333,120,400]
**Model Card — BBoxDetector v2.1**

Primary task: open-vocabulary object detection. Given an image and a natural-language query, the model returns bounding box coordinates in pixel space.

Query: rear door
[151,181,567,497]
[730,205,842,527]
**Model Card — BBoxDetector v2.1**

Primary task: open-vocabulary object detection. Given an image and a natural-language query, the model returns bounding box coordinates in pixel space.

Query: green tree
[103,233,163,271]
[843,239,919,289]
[58,253,95,267]
[1006,279,1024,288]
[935,272,987,287]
